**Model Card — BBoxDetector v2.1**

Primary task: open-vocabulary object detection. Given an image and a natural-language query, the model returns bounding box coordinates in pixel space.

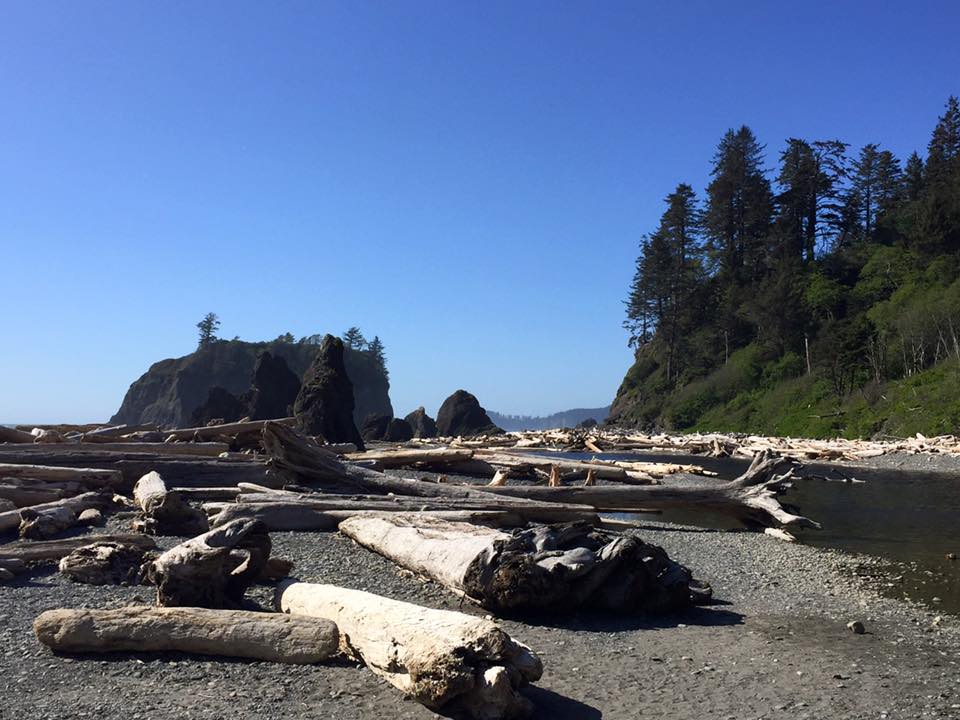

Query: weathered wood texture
[132,471,208,536]
[0,492,109,535]
[163,417,296,441]
[59,542,152,585]
[0,534,156,564]
[339,515,710,613]
[278,581,542,719]
[146,518,271,608]
[34,606,338,664]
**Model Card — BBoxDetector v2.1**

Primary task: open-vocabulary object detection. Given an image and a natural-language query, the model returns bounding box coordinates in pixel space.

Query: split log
[146,518,271,608]
[0,534,156,564]
[163,417,296,442]
[0,478,79,507]
[0,492,109,535]
[339,515,710,613]
[132,471,208,536]
[59,542,152,585]
[475,451,819,530]
[19,505,79,540]
[34,606,338,664]
[277,581,542,719]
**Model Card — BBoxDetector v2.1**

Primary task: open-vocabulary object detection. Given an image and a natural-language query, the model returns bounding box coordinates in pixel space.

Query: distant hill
[111,339,392,428]
[488,406,610,431]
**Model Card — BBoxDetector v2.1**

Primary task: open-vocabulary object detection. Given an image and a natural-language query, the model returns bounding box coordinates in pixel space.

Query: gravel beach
[2,509,958,720]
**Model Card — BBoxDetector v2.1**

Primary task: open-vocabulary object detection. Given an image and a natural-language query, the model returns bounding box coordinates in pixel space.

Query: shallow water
[562,450,960,615]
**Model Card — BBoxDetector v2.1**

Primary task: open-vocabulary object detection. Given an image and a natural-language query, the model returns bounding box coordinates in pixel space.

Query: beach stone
[847,620,866,634]
[293,335,364,450]
[246,351,301,421]
[78,508,105,526]
[404,406,437,439]
[361,413,392,442]
[435,389,503,437]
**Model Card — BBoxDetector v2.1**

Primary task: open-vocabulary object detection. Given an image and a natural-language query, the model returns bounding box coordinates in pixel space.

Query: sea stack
[293,335,364,449]
[435,390,503,437]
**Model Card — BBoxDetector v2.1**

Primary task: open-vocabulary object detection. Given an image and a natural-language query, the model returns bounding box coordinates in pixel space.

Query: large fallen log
[146,518,271,608]
[132,471,208,536]
[34,606,338,664]
[277,581,542,719]
[263,422,526,501]
[475,451,819,530]
[0,463,122,489]
[163,417,296,441]
[0,478,82,507]
[339,514,710,613]
[0,492,109,535]
[0,533,156,564]
[344,447,477,469]
[209,503,584,532]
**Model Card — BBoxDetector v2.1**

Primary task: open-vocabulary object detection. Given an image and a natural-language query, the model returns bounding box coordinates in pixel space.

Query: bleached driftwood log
[344,447,476,469]
[278,581,542,719]
[132,471,208,536]
[339,515,710,613]
[34,606,338,664]
[0,492,109,535]
[59,541,153,585]
[0,463,122,489]
[0,533,156,564]
[0,477,79,507]
[476,451,819,530]
[146,518,271,608]
[163,417,296,442]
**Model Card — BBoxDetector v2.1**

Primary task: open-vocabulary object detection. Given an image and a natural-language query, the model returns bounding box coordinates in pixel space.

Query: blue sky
[1,1,958,423]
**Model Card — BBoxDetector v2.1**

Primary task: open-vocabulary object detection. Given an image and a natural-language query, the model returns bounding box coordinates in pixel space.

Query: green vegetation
[614,97,960,438]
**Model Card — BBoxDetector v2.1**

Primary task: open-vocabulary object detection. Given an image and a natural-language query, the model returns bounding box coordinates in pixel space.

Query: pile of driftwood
[468,426,960,461]
[0,416,831,718]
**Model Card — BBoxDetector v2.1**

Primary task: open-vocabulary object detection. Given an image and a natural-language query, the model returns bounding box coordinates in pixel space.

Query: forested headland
[610,96,960,438]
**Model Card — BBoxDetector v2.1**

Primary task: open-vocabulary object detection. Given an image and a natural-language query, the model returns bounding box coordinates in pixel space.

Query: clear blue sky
[1,1,958,423]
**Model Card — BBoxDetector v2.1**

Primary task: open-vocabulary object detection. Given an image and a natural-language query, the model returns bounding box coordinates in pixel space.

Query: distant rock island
[111,339,392,428]
[487,406,610,432]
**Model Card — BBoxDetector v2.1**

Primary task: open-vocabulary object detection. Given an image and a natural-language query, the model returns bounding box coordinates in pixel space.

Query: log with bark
[277,581,542,719]
[132,471,209,536]
[0,533,156,564]
[59,541,153,585]
[34,606,339,664]
[339,514,711,613]
[0,492,110,536]
[145,518,271,608]
[474,451,819,530]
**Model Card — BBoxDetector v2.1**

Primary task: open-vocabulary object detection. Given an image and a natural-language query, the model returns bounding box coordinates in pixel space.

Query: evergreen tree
[904,151,925,200]
[703,126,774,281]
[848,144,902,239]
[926,96,960,185]
[341,327,367,350]
[196,312,220,347]
[367,336,388,379]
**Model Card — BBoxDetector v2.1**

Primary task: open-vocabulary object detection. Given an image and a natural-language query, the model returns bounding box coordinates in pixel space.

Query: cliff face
[111,340,392,428]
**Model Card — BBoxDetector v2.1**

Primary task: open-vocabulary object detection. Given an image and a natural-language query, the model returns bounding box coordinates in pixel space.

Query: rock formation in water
[404,406,438,439]
[293,335,365,449]
[435,390,503,437]
[383,418,414,442]
[246,352,301,421]
[111,340,392,429]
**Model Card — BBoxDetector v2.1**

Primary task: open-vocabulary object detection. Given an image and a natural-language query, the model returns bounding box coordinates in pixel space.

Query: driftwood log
[163,417,296,441]
[34,606,338,664]
[0,492,109,536]
[277,581,542,719]
[476,451,818,530]
[0,533,156,564]
[0,463,122,489]
[0,426,35,443]
[339,514,710,613]
[58,541,152,585]
[132,471,208,536]
[146,518,271,608]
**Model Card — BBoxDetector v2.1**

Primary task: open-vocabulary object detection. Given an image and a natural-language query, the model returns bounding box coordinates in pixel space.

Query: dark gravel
[1,511,959,719]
